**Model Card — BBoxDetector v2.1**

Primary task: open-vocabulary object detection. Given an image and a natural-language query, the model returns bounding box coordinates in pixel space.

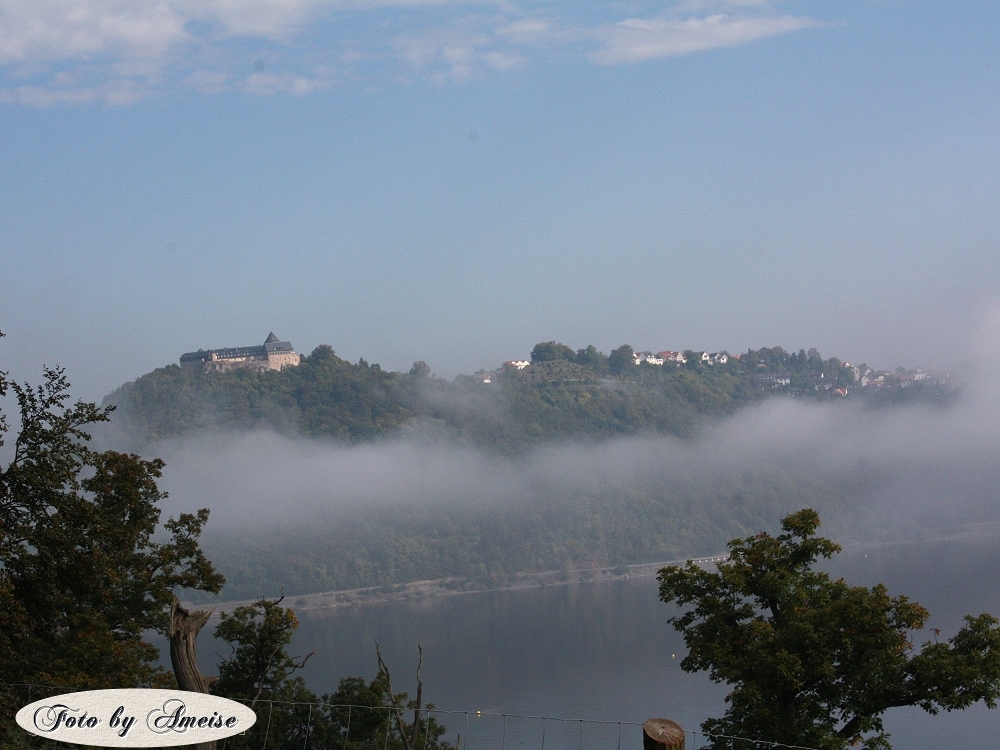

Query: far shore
[181,519,1000,620]
[182,521,1000,619]
[183,555,730,618]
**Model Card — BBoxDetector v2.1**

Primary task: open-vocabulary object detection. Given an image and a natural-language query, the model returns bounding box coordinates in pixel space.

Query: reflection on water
[280,536,1000,749]
[299,575,723,726]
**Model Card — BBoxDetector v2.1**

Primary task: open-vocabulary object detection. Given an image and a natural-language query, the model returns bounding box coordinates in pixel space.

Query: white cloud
[393,25,497,82]
[496,18,555,42]
[0,1,189,65]
[0,1,824,103]
[590,13,819,65]
[0,77,148,106]
[0,0,478,65]
[0,85,97,106]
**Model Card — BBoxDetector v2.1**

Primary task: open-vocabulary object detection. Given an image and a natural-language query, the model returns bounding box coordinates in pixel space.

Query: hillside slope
[105,343,858,452]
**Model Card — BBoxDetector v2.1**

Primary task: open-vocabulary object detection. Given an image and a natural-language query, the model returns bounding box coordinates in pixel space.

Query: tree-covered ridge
[197,462,866,601]
[105,344,414,443]
[105,342,872,451]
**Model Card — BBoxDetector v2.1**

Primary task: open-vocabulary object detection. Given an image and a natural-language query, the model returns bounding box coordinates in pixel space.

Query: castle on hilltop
[180,332,301,373]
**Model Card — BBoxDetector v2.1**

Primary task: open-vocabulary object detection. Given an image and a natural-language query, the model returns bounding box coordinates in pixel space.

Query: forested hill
[105,343,863,451]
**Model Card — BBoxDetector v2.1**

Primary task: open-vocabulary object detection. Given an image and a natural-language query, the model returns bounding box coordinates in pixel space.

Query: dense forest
[200,463,871,600]
[105,342,864,452]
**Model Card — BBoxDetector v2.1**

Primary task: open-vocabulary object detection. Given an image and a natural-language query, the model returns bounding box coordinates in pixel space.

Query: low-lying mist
[141,359,1000,600]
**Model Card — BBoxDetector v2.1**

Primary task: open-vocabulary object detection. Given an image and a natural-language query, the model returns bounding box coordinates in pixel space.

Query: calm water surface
[209,537,1000,749]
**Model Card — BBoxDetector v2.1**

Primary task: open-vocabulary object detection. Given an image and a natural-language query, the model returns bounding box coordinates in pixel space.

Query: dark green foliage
[575,344,609,374]
[658,510,1000,750]
[105,342,912,453]
[530,341,576,363]
[201,465,859,600]
[0,363,223,687]
[105,342,791,452]
[0,333,223,741]
[106,345,413,442]
[215,598,454,750]
[739,347,856,389]
[607,344,635,375]
[215,598,313,702]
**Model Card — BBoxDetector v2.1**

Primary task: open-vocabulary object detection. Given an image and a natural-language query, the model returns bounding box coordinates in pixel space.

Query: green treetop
[0,330,224,697]
[658,509,1000,750]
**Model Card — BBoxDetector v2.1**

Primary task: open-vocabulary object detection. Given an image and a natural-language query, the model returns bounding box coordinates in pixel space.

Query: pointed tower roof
[264,332,280,344]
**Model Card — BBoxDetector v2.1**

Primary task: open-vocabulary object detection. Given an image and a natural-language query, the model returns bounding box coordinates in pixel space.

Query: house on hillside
[633,351,664,365]
[502,360,530,370]
[754,372,792,389]
[862,371,888,388]
[810,373,831,391]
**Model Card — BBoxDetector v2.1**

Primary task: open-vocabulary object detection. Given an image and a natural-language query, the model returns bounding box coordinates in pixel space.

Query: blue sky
[2,1,1000,399]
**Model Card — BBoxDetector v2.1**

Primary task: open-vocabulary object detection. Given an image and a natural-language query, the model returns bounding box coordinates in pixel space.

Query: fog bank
[154,366,1000,544]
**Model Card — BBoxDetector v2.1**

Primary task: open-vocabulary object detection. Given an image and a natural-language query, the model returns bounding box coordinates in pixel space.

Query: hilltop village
[176,333,949,398]
[113,331,960,454]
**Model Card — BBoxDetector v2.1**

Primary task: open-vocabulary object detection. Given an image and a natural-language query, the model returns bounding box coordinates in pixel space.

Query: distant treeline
[105,342,873,452]
[197,463,868,601]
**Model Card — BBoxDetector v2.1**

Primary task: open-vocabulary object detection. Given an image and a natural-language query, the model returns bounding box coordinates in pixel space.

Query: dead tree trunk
[643,719,684,750]
[168,595,217,750]
[376,643,424,750]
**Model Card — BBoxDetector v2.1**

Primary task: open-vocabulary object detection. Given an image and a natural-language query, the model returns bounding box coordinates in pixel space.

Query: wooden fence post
[643,719,684,750]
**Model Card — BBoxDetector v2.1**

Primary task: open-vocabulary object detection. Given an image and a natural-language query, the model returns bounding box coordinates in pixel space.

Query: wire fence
[2,683,821,750]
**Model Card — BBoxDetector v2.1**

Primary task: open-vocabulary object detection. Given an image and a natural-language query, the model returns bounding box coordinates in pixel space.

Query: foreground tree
[0,333,224,738]
[214,596,316,704]
[214,597,455,750]
[659,509,1000,750]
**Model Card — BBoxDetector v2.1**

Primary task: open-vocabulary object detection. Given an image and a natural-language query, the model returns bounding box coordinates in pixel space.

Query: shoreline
[185,555,729,617]
[183,520,1000,618]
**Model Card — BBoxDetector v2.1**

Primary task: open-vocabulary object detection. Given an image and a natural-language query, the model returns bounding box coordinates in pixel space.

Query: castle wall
[266,352,301,370]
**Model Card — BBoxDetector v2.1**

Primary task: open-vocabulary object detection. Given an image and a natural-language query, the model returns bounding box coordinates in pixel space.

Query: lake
[291,572,720,750]
[278,535,1000,750]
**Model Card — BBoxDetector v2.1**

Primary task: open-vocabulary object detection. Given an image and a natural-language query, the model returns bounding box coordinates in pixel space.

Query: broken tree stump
[643,719,685,750]
[168,595,217,750]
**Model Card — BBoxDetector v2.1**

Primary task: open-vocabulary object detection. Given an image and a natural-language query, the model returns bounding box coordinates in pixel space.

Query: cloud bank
[154,369,1000,545]
[590,14,820,66]
[0,1,822,104]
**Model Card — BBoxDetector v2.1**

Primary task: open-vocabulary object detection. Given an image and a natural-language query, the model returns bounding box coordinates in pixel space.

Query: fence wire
[2,682,820,750]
